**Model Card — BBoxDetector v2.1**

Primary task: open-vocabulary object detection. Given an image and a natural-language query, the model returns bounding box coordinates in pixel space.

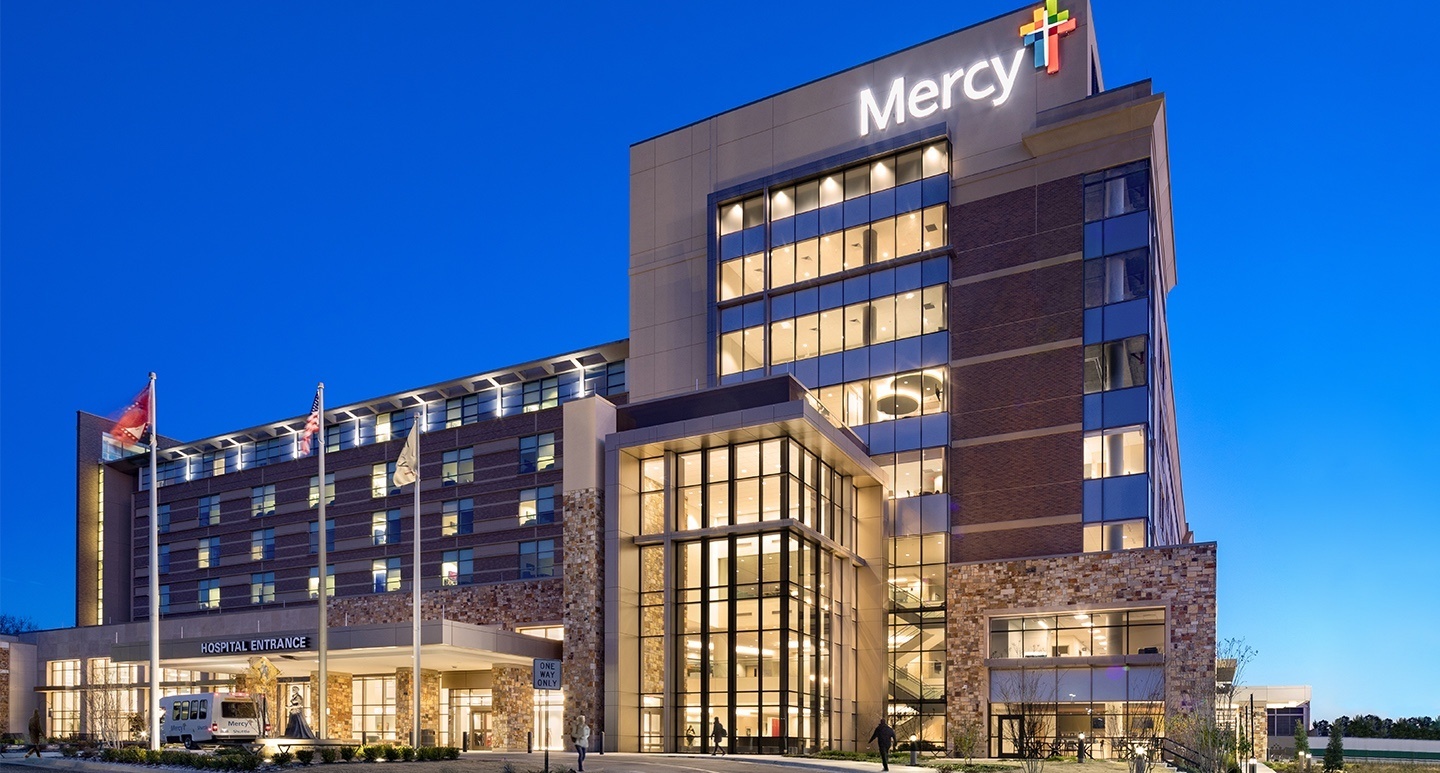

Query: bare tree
[994,669,1055,773]
[0,614,38,635]
[84,659,136,747]
[1168,695,1235,773]
[1216,638,1258,756]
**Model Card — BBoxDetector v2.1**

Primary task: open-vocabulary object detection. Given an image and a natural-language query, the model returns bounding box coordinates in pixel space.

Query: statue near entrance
[284,688,316,739]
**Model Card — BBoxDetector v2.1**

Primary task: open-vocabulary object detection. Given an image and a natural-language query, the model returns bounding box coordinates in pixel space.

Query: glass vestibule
[674,531,835,754]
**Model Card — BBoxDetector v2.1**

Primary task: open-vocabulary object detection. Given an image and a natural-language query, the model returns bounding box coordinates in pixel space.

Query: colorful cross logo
[1021,1,1077,74]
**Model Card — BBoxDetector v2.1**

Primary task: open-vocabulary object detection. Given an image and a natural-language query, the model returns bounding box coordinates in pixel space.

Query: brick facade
[326,579,562,628]
[395,668,441,745]
[308,669,352,739]
[945,544,1218,751]
[561,488,603,740]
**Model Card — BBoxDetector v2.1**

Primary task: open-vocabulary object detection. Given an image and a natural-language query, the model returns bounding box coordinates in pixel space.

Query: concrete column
[395,668,441,746]
[491,665,534,752]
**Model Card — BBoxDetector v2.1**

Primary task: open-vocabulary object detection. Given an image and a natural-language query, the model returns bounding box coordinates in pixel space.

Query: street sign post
[533,659,562,769]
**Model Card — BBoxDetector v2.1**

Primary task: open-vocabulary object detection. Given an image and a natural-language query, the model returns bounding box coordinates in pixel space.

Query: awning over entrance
[111,619,561,675]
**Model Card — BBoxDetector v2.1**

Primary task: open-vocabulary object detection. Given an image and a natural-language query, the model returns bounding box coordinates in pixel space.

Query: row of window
[140,365,613,489]
[718,205,949,300]
[769,285,946,365]
[156,539,557,611]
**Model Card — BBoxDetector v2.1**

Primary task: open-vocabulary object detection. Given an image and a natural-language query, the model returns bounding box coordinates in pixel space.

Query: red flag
[111,384,151,443]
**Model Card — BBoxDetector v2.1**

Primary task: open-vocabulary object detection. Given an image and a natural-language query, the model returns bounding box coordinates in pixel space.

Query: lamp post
[910,734,919,767]
[1249,756,1258,773]
[1078,733,1086,763]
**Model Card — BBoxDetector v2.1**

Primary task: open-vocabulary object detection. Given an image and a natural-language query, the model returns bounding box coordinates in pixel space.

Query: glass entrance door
[997,715,1024,757]
[470,711,492,750]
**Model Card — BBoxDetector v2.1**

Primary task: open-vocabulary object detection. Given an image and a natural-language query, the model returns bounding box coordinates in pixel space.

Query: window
[201,451,230,478]
[251,529,275,561]
[198,537,220,569]
[811,368,946,426]
[372,462,400,498]
[309,474,336,508]
[523,377,560,412]
[988,608,1164,659]
[520,540,556,579]
[1084,336,1148,394]
[352,676,397,742]
[157,459,186,487]
[519,433,557,472]
[442,549,473,586]
[718,325,765,376]
[1084,520,1148,552]
[309,566,335,599]
[372,559,401,593]
[250,573,275,604]
[199,496,220,526]
[719,252,765,301]
[583,361,626,397]
[444,394,480,428]
[159,584,171,614]
[1083,426,1147,479]
[769,285,947,365]
[442,448,474,485]
[46,660,81,737]
[157,504,171,534]
[385,410,414,440]
[1084,162,1150,222]
[442,499,474,536]
[325,422,355,452]
[251,485,276,517]
[519,486,556,526]
[372,510,401,545]
[251,437,289,468]
[309,519,335,554]
[198,579,220,609]
[158,545,171,574]
[1084,248,1149,307]
[874,447,947,498]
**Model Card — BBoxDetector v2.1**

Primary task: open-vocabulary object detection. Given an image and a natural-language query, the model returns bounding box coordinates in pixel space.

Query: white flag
[393,423,419,487]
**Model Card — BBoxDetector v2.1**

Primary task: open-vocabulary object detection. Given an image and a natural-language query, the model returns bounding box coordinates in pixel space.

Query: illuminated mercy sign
[1021,1,1078,75]
[858,49,1026,136]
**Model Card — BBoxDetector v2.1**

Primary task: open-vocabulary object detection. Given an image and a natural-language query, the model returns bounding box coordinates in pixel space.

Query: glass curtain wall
[635,437,858,754]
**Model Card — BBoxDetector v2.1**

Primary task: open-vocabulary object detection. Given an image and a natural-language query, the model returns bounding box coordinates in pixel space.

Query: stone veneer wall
[0,642,10,734]
[395,668,441,745]
[491,665,533,752]
[308,670,353,740]
[946,543,1217,750]
[327,579,562,628]
[562,488,603,741]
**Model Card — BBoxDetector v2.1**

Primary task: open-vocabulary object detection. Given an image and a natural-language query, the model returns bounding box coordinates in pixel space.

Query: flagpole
[147,372,160,751]
[317,382,329,740]
[410,411,422,747]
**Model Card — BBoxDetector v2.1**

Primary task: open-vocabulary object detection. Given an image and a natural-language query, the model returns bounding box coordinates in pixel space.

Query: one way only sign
[533,658,562,690]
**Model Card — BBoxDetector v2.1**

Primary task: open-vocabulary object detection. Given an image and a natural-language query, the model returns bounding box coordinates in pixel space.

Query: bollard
[1133,746,1146,773]
[1078,733,1086,763]
[527,731,533,754]
[599,731,605,755]
[910,735,919,767]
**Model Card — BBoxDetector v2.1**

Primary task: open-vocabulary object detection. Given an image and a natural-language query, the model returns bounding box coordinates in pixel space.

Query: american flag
[298,390,321,456]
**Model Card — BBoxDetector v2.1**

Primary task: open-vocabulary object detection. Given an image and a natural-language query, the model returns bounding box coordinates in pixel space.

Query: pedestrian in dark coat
[710,717,728,756]
[869,718,896,771]
[25,709,44,758]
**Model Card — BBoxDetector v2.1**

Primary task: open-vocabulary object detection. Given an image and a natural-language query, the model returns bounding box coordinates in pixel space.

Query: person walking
[868,718,896,771]
[24,708,44,758]
[710,717,728,756]
[570,714,591,772]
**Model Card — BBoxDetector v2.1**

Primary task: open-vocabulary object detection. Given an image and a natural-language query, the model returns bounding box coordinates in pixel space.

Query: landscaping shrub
[319,747,338,764]
[339,746,357,762]
[382,745,400,762]
[297,749,315,766]
[398,746,414,762]
[273,750,295,766]
[361,745,382,763]
[442,747,459,760]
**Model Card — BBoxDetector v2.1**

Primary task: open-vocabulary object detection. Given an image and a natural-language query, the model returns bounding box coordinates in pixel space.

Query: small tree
[953,719,980,766]
[1294,721,1310,757]
[1323,723,1344,772]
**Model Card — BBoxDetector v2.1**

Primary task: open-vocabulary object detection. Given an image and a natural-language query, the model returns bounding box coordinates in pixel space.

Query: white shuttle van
[159,693,262,747]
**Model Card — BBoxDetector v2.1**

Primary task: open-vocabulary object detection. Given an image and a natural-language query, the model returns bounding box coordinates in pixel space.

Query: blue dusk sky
[2,0,1435,724]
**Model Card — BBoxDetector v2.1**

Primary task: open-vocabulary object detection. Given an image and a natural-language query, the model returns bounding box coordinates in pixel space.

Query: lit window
[519,433,556,473]
[372,559,401,593]
[442,549,473,586]
[309,566,335,599]
[1082,426,1148,479]
[198,579,220,609]
[309,474,336,508]
[445,395,479,428]
[371,462,400,498]
[520,539,556,579]
[250,529,275,561]
[372,510,401,546]
[198,537,220,569]
[325,422,356,452]
[523,377,560,412]
[1084,336,1148,394]
[442,499,474,537]
[719,325,765,376]
[519,486,555,526]
[442,448,474,485]
[250,573,275,605]
[1083,520,1149,552]
[250,485,276,517]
